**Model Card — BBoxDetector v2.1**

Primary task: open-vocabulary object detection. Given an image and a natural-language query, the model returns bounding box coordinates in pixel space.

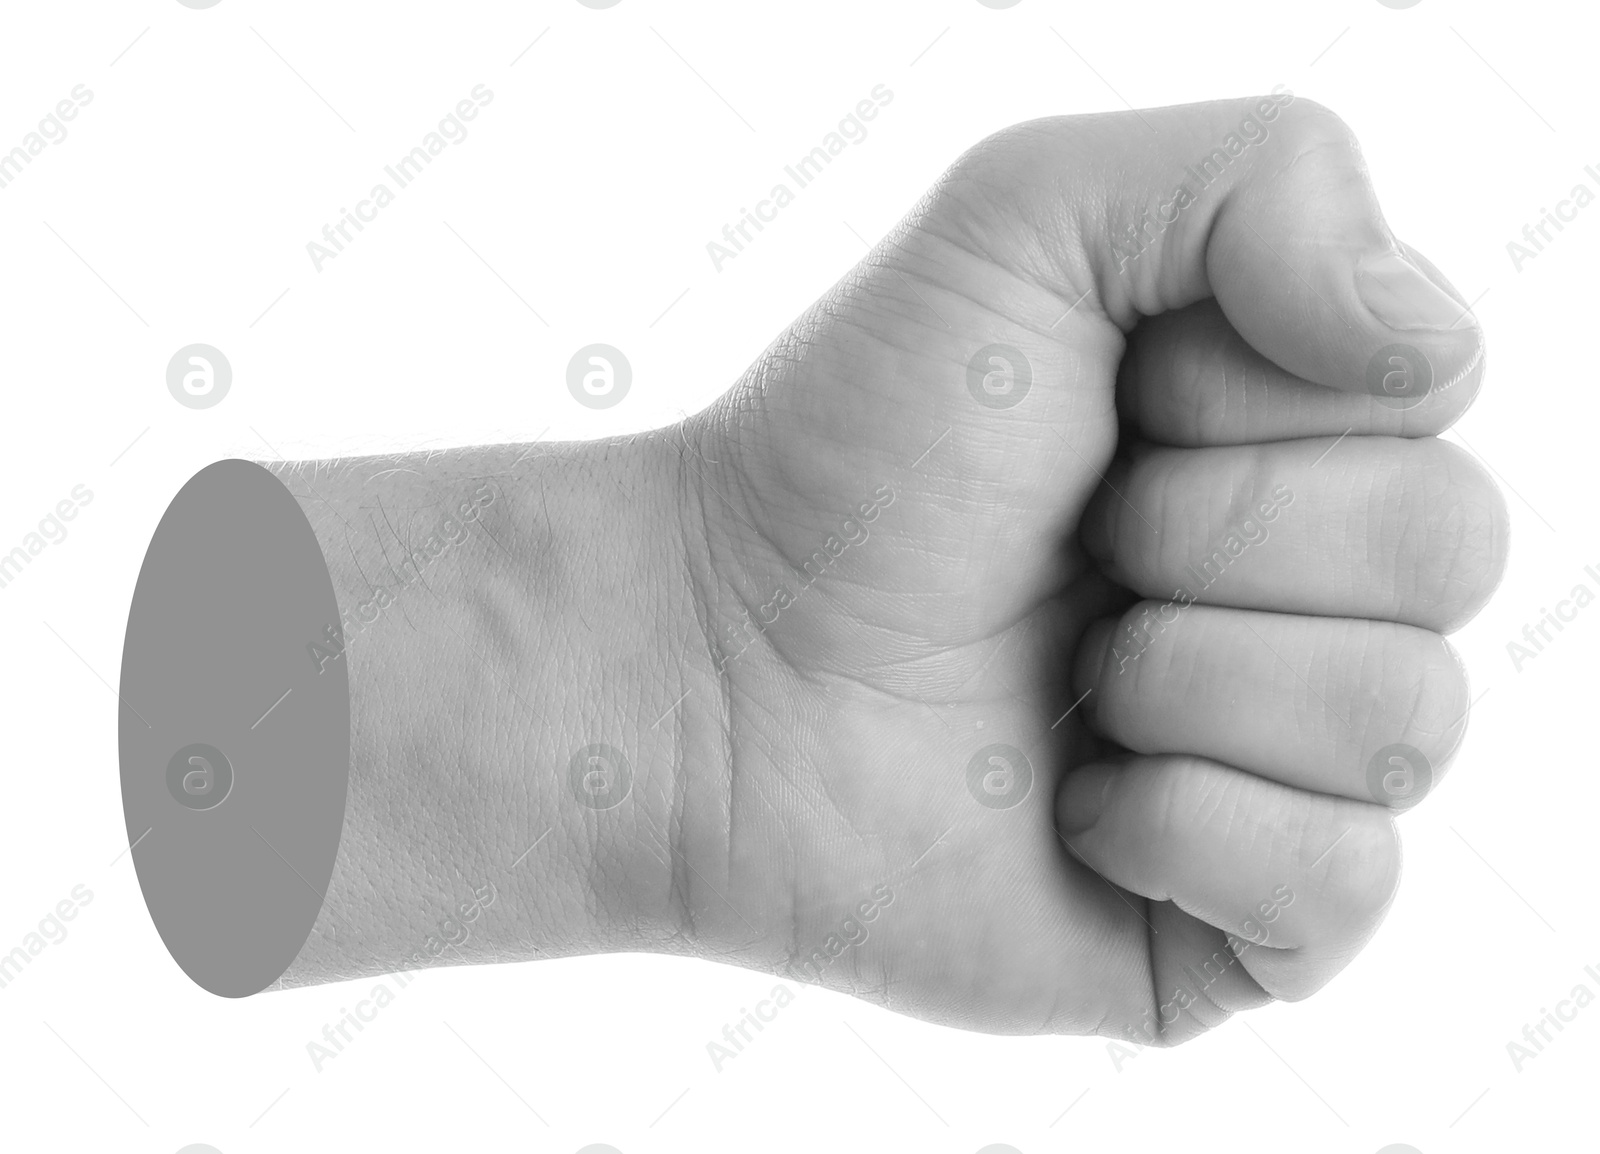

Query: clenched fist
[276,94,1503,1049]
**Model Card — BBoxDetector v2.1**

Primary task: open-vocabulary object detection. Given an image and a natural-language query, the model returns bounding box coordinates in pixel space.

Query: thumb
[953,93,1481,399]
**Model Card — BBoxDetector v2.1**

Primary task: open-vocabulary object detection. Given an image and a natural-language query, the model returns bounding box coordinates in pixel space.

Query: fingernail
[1057,763,1117,835]
[1355,250,1472,333]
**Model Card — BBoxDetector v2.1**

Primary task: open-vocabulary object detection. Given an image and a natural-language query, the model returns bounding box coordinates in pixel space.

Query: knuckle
[1107,450,1173,584]
[1139,759,1189,849]
[926,125,1050,271]
[944,125,1035,210]
[1164,306,1240,445]
[1100,601,1181,743]
[1128,303,1255,448]
[1362,627,1471,789]
[1435,443,1510,628]
[1205,323,1254,439]
[1402,632,1472,774]
[1271,97,1361,158]
[935,118,1089,281]
[1390,440,1508,628]
[1165,756,1243,846]
[1138,756,1226,859]
[1143,452,1205,586]
[1315,810,1402,933]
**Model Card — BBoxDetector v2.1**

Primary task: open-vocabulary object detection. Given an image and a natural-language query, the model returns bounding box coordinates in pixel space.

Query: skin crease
[274,96,1506,1047]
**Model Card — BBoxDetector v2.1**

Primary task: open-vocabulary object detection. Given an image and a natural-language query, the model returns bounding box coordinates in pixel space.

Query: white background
[0,1,1595,1151]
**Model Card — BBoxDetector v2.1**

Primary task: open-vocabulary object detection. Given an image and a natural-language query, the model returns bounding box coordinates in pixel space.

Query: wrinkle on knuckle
[1174,757,1240,847]
[1140,453,1190,584]
[1186,336,1228,445]
[1114,602,1184,747]
[1207,328,1243,444]
[1139,761,1195,867]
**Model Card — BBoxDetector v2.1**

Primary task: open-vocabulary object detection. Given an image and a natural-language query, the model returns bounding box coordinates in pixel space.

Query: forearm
[269,432,724,986]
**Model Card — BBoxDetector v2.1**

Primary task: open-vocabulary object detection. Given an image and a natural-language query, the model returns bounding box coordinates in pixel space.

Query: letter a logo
[966,343,1032,409]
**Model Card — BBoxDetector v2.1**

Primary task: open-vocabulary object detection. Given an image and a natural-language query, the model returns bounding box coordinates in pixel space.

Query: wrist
[273,431,731,984]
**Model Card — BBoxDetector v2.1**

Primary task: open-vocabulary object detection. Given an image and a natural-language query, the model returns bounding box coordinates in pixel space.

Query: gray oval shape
[120,459,349,997]
[165,743,234,810]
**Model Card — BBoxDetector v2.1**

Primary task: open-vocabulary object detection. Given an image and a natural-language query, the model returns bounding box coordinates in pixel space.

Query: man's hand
[276,96,1503,1048]
[679,94,1502,1043]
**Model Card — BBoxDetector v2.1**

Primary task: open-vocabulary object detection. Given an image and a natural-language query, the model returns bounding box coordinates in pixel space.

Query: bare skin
[274,96,1504,1047]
